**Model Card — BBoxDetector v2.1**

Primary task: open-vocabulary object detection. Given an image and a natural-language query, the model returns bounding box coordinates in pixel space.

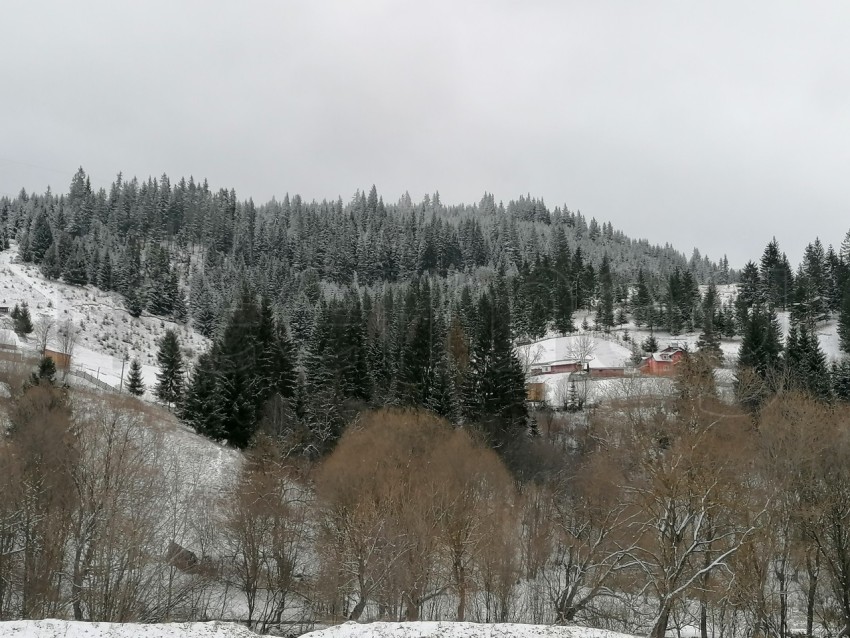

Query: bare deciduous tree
[32,316,53,355]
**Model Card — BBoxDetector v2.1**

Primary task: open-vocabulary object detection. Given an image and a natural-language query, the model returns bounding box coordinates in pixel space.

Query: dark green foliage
[839,284,850,355]
[40,243,62,279]
[735,304,783,408]
[759,238,794,310]
[462,287,528,445]
[63,241,89,285]
[13,302,33,336]
[182,350,225,439]
[696,325,723,367]
[831,359,850,402]
[793,239,831,328]
[126,358,145,396]
[33,355,56,385]
[633,269,655,328]
[784,320,831,401]
[664,268,699,335]
[735,261,763,329]
[125,287,144,318]
[642,333,659,354]
[155,329,184,407]
[182,290,297,448]
[28,212,53,261]
[595,254,614,332]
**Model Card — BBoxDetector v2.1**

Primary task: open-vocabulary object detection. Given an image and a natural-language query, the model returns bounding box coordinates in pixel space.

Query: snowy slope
[0,619,257,638]
[302,621,635,638]
[0,244,209,397]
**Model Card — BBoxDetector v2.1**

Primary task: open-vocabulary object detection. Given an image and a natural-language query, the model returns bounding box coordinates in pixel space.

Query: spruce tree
[126,358,145,396]
[14,302,33,336]
[40,243,62,279]
[595,254,615,332]
[786,322,831,401]
[215,288,262,447]
[155,329,184,408]
[34,355,56,385]
[832,359,850,402]
[28,212,53,262]
[735,304,783,408]
[462,287,527,445]
[839,285,850,355]
[63,242,89,285]
[182,349,225,439]
[634,269,654,327]
[696,324,723,366]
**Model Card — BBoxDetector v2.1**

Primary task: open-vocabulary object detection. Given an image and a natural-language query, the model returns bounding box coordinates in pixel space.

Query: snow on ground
[0,244,209,398]
[528,371,674,407]
[303,621,635,638]
[519,334,633,370]
[0,619,257,638]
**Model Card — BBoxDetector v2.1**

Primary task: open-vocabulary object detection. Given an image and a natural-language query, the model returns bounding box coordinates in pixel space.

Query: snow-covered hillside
[303,622,635,638]
[0,619,257,638]
[0,244,208,397]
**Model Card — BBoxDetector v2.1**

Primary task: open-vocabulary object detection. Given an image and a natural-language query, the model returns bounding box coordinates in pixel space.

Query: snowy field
[302,621,636,638]
[0,620,257,638]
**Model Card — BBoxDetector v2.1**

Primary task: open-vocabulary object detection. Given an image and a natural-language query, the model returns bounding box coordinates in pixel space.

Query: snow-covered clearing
[303,621,635,638]
[0,619,257,638]
[0,244,208,399]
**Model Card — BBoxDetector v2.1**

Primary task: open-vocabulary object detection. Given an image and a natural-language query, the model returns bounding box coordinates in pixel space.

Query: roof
[521,335,632,370]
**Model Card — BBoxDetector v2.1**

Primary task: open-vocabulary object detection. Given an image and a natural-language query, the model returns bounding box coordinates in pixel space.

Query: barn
[44,348,72,369]
[639,346,686,375]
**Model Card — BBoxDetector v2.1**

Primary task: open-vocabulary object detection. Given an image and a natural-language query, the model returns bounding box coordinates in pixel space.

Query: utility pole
[119,349,128,392]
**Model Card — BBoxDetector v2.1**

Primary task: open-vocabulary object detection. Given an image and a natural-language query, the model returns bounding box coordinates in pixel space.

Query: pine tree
[40,242,62,279]
[595,254,615,332]
[462,288,527,444]
[839,284,850,355]
[97,252,113,290]
[28,212,53,262]
[832,359,850,402]
[634,269,655,328]
[696,324,723,366]
[33,355,56,385]
[735,261,763,328]
[735,304,783,408]
[785,321,831,401]
[126,287,144,318]
[396,280,436,405]
[63,241,89,285]
[155,329,184,408]
[126,358,145,396]
[215,288,263,447]
[182,349,225,439]
[14,302,33,336]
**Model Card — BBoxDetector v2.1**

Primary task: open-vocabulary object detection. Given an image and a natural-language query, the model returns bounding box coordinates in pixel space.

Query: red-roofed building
[639,345,686,375]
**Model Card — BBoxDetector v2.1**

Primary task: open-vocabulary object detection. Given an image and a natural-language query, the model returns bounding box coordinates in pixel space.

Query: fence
[69,366,119,393]
[0,343,121,394]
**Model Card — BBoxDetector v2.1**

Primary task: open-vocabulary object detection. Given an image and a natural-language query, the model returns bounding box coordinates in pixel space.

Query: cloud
[2,1,850,266]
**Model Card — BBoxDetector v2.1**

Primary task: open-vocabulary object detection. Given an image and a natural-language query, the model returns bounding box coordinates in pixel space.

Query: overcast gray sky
[2,1,849,267]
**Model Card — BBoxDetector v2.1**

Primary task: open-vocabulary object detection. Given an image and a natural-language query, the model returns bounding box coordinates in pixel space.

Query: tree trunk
[349,597,368,621]
[651,604,671,638]
[806,551,819,637]
[455,562,466,621]
[404,594,420,621]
